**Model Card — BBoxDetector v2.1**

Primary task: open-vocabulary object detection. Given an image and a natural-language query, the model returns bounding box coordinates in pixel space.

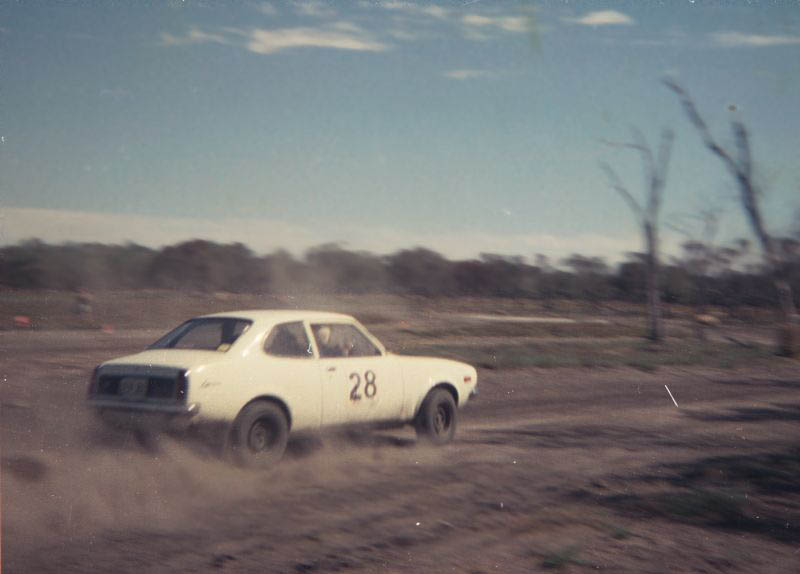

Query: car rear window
[148,318,252,351]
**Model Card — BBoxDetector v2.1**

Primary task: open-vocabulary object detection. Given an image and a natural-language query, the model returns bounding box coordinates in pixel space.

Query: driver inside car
[315,325,353,358]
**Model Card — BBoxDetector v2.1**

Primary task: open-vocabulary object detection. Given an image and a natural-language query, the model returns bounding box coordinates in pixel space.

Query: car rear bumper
[88,400,200,431]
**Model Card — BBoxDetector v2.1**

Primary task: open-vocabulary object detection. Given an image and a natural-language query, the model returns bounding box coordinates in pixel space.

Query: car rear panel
[87,363,198,424]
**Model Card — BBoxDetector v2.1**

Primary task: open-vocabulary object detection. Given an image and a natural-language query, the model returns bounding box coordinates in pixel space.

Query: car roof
[198,309,355,323]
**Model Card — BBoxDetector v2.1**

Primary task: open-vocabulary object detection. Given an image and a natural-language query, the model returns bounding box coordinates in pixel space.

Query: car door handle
[327,366,336,372]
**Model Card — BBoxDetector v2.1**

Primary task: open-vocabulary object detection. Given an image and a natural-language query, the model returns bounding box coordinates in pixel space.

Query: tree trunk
[738,173,798,356]
[774,278,799,357]
[645,222,663,341]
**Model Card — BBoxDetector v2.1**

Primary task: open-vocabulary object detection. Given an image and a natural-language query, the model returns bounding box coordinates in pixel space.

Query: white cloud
[161,22,387,56]
[381,2,450,20]
[419,5,449,20]
[247,25,387,54]
[711,31,800,47]
[501,17,527,33]
[462,14,492,27]
[160,27,229,47]
[444,69,492,80]
[0,207,648,262]
[295,1,337,18]
[568,10,634,26]
[330,21,361,33]
[462,14,527,33]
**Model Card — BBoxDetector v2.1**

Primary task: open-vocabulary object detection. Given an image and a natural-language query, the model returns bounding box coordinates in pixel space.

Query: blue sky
[2,1,799,262]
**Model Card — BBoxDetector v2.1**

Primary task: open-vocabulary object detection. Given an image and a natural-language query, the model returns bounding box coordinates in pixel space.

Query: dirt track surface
[2,330,800,573]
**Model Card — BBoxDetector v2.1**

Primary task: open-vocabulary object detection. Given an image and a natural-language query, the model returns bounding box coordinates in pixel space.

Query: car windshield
[148,318,252,351]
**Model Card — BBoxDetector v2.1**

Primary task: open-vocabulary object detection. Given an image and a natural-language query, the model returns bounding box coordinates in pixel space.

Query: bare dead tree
[668,208,721,337]
[601,128,675,342]
[665,79,799,356]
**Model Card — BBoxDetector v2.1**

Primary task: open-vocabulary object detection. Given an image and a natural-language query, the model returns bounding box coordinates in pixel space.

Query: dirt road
[2,330,799,573]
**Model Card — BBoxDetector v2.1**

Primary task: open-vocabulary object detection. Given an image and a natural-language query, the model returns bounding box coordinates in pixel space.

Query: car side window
[311,324,382,358]
[264,322,313,358]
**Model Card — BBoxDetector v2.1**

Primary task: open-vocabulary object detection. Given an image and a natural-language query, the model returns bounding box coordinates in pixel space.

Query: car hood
[101,349,229,371]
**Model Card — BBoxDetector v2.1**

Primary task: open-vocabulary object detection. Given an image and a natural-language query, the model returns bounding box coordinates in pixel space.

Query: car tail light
[87,366,100,397]
[176,370,188,401]
[463,375,472,384]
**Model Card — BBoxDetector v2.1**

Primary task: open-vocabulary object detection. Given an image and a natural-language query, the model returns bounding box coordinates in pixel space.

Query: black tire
[414,388,457,445]
[229,402,289,467]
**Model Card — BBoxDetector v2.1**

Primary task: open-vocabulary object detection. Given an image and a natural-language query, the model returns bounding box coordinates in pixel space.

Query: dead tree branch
[599,162,643,223]
[601,128,674,342]
[665,79,798,355]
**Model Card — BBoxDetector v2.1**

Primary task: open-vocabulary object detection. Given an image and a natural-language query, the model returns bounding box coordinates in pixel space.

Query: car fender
[393,355,477,420]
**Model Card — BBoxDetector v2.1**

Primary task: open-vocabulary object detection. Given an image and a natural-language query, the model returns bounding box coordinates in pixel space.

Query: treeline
[1,238,799,308]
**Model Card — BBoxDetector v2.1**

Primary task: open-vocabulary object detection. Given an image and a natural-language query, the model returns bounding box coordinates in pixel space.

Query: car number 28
[349,370,377,401]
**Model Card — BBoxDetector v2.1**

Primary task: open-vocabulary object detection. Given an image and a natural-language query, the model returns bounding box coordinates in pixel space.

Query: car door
[260,321,323,430]
[311,322,403,426]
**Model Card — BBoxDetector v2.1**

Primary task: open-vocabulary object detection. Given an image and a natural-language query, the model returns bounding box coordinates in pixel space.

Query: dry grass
[0,289,790,370]
[400,339,779,371]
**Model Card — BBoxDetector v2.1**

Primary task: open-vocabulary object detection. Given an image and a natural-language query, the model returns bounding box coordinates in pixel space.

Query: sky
[2,0,800,263]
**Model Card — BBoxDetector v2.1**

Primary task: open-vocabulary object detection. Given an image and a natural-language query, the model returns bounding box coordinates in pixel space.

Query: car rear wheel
[414,388,457,445]
[229,402,289,467]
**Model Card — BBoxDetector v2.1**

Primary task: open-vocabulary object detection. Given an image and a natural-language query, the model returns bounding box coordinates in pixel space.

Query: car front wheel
[229,401,289,467]
[414,388,457,445]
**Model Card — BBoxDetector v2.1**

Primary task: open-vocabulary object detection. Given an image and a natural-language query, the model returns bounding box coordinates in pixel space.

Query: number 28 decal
[349,370,377,401]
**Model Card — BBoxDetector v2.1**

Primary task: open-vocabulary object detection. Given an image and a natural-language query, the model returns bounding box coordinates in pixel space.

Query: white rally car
[87,310,477,465]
